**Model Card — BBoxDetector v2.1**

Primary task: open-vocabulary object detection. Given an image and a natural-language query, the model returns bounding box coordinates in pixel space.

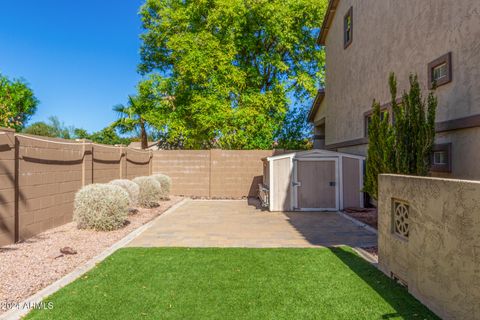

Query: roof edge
[307,89,325,123]
[317,0,340,45]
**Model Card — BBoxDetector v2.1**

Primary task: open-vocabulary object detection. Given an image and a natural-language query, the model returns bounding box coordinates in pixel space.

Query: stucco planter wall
[378,174,480,320]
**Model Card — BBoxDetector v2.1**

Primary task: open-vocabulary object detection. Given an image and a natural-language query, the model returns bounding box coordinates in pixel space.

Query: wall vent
[392,199,410,239]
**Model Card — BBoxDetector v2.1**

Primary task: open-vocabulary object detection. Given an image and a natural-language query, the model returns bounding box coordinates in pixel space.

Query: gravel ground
[343,207,378,229]
[0,196,183,313]
[363,246,379,259]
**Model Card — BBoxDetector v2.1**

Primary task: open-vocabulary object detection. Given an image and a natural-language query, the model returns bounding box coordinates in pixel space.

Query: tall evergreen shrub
[364,73,437,200]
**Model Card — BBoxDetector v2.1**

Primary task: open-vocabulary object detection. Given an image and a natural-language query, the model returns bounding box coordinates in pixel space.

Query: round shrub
[74,184,129,231]
[132,176,162,208]
[151,174,172,199]
[109,179,140,207]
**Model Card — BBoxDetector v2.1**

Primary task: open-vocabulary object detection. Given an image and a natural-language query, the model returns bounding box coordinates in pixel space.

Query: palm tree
[112,95,150,149]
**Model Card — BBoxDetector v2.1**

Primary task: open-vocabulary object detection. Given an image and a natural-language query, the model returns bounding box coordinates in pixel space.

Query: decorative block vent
[393,199,409,239]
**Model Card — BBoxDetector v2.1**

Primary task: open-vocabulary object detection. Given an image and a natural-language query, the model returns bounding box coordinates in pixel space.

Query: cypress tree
[364,100,394,200]
[364,73,437,200]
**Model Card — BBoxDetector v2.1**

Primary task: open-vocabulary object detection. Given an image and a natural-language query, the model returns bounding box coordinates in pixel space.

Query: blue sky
[0,0,144,132]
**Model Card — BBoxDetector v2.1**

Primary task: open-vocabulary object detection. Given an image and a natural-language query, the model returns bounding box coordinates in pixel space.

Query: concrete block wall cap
[379,173,480,184]
[0,127,16,133]
[15,134,84,145]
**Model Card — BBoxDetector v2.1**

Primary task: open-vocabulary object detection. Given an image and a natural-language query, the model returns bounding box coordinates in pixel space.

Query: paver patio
[127,199,377,248]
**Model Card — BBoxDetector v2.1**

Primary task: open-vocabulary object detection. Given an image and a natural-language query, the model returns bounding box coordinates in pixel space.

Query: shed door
[294,159,338,211]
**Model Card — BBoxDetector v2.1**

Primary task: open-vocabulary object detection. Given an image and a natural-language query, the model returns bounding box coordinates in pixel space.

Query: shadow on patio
[247,197,377,248]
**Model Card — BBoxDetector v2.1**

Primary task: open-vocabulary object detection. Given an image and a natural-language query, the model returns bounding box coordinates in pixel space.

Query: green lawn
[26,247,438,320]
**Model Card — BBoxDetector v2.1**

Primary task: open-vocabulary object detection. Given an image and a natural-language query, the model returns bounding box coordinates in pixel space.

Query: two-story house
[309,0,480,179]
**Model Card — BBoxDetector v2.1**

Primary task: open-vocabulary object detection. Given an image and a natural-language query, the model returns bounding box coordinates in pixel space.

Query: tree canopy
[23,116,132,145]
[137,0,327,149]
[112,95,152,149]
[79,127,133,146]
[0,73,38,131]
[23,116,73,139]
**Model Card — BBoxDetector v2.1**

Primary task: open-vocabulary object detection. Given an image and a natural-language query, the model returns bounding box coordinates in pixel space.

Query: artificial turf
[26,247,438,320]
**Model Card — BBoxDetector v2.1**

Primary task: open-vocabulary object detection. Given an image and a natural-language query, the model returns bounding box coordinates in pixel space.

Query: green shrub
[109,179,140,207]
[364,73,437,200]
[151,174,172,199]
[74,184,129,231]
[132,176,161,208]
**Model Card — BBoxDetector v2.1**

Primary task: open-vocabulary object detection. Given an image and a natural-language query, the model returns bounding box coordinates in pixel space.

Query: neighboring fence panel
[0,129,16,245]
[0,128,152,246]
[126,148,152,180]
[210,150,272,198]
[16,134,84,241]
[378,174,480,320]
[152,150,210,197]
[152,149,274,198]
[92,144,123,183]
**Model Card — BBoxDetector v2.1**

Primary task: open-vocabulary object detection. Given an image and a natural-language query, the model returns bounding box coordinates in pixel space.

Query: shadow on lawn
[329,247,439,320]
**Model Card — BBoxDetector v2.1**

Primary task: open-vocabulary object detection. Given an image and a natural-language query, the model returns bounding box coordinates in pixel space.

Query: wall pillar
[0,128,16,245]
[118,145,127,179]
[149,150,153,175]
[81,140,93,186]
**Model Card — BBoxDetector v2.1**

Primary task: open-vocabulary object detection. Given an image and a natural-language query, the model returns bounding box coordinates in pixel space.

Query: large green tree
[138,0,327,149]
[275,106,312,150]
[80,127,133,146]
[0,74,38,131]
[23,116,73,139]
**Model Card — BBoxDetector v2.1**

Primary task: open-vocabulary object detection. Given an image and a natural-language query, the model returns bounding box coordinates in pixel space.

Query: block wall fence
[151,149,292,198]
[0,128,152,246]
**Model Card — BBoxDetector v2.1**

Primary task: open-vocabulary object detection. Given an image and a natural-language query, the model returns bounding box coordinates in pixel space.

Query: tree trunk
[140,120,148,149]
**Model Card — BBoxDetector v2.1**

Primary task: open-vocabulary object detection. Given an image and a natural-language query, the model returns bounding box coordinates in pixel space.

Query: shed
[261,150,365,212]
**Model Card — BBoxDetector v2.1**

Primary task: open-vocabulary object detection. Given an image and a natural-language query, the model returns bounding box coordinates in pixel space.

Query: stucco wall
[324,0,480,144]
[432,126,480,180]
[378,174,480,320]
[337,144,367,157]
[319,0,480,177]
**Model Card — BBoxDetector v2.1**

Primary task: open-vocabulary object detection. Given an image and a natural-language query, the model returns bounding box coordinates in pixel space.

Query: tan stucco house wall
[310,0,480,179]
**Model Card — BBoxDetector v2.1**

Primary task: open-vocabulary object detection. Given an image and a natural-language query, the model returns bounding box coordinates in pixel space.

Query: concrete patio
[127,199,377,248]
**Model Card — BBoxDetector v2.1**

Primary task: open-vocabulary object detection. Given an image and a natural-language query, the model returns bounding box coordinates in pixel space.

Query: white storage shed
[261,150,365,212]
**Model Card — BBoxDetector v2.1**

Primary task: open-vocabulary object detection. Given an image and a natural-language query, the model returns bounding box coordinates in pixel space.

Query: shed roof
[266,149,365,161]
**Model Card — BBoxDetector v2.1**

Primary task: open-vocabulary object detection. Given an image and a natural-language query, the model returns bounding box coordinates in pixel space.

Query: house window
[428,52,452,89]
[344,7,353,48]
[432,63,448,82]
[430,143,452,172]
[433,151,447,165]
